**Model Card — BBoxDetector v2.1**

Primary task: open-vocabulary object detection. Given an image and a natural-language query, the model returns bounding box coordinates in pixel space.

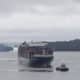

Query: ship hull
[18,55,53,67]
[18,56,53,72]
[29,55,53,68]
[18,56,53,68]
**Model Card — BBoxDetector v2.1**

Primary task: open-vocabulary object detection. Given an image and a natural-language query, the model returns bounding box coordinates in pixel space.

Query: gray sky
[0,0,80,42]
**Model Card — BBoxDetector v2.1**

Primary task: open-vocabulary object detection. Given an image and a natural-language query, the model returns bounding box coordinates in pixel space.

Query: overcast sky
[0,0,80,42]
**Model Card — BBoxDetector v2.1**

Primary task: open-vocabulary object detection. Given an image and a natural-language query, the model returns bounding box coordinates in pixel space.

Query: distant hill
[47,39,80,51]
[6,39,80,51]
[0,44,13,52]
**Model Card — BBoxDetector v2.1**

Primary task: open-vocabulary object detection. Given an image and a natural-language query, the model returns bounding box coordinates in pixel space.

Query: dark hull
[56,67,69,72]
[29,55,53,68]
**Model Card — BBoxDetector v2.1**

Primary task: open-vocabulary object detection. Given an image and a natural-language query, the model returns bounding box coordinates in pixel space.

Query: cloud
[0,0,79,16]
[73,0,80,3]
[16,0,69,5]
[0,0,77,15]
[0,13,80,32]
[0,0,15,13]
[0,0,80,42]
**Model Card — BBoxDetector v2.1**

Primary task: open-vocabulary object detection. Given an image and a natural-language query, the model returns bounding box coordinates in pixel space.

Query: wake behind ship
[18,41,54,71]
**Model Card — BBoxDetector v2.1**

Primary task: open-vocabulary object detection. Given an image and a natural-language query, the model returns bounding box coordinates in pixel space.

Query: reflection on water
[0,49,80,80]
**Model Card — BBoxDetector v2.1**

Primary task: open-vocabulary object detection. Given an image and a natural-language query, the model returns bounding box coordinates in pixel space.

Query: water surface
[0,49,80,80]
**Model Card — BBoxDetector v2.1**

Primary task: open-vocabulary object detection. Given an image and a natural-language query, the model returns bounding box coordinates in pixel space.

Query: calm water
[0,48,80,80]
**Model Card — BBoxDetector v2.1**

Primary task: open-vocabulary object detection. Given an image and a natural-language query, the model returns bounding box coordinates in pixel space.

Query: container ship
[18,41,54,71]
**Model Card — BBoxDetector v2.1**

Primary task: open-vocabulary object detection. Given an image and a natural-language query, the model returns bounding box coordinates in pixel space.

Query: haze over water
[0,48,80,80]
